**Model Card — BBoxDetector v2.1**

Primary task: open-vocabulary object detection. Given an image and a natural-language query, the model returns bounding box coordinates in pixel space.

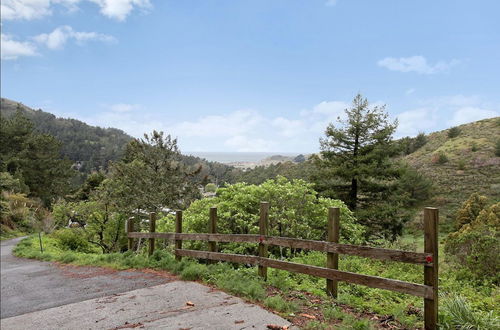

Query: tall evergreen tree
[316,94,399,210]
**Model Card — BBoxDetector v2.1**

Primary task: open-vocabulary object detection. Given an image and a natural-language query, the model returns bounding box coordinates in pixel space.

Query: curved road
[1,237,292,329]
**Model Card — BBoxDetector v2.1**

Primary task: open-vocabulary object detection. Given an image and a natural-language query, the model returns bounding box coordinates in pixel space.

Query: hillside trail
[1,237,293,329]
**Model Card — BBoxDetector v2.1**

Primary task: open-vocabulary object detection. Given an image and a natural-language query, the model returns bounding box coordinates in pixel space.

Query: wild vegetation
[1,95,499,328]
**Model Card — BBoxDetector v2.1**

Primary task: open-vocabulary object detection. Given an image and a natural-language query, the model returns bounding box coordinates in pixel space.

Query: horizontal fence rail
[127,204,439,329]
[127,232,432,265]
[175,249,434,299]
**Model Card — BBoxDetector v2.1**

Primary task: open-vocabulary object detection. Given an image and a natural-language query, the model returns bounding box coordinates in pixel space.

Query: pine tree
[316,94,398,210]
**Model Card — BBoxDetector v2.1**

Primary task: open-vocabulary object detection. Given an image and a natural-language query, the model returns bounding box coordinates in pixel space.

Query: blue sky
[2,0,499,152]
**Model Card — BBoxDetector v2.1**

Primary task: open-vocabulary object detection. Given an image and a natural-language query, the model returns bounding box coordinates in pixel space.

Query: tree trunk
[349,178,358,210]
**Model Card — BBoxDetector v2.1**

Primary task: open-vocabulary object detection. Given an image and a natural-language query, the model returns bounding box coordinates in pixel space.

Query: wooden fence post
[175,210,183,261]
[127,217,134,251]
[208,207,217,263]
[424,207,439,330]
[148,212,156,256]
[327,207,340,298]
[258,202,269,280]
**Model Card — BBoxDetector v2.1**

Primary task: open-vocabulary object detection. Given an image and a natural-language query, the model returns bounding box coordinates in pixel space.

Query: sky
[1,0,499,153]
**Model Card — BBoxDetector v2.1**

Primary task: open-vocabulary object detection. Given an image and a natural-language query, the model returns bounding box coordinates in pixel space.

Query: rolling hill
[403,117,500,224]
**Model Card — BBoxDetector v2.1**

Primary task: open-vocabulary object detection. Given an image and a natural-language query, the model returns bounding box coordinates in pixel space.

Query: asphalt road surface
[0,237,293,329]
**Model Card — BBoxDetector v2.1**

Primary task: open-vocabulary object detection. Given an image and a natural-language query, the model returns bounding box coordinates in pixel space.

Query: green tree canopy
[315,94,399,210]
[108,131,201,213]
[160,176,366,257]
[0,110,74,206]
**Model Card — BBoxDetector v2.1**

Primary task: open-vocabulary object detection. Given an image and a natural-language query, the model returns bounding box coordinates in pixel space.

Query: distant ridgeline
[0,98,234,182]
[1,98,132,173]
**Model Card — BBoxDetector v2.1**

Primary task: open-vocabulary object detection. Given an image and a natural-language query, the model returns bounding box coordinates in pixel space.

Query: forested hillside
[0,98,235,183]
[1,98,132,172]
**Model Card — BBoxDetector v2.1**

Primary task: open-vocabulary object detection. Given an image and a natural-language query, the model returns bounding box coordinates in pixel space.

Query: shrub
[471,142,478,152]
[447,127,461,138]
[445,202,500,283]
[432,152,449,164]
[457,159,466,170]
[180,263,208,281]
[204,183,217,193]
[496,139,500,157]
[440,294,500,329]
[454,193,488,230]
[51,228,94,253]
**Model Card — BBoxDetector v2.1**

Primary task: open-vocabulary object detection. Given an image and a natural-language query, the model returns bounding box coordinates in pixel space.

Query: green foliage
[457,159,466,170]
[51,228,95,253]
[454,193,489,229]
[496,139,500,157]
[432,152,449,164]
[0,109,74,206]
[204,183,217,193]
[440,294,500,329]
[445,202,499,283]
[180,263,208,280]
[52,199,127,253]
[263,295,298,313]
[399,132,428,155]
[316,94,399,210]
[109,131,201,213]
[448,126,461,138]
[181,176,365,256]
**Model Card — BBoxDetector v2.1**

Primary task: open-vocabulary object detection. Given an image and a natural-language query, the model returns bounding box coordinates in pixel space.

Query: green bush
[51,228,94,253]
[204,183,217,193]
[181,176,366,257]
[447,127,461,138]
[445,202,500,283]
[180,263,208,281]
[496,139,500,157]
[454,193,488,230]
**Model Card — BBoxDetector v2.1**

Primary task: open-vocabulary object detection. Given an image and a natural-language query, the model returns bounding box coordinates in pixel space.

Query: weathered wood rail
[127,204,439,329]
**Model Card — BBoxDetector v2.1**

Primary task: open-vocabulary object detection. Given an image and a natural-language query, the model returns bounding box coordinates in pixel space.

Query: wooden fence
[127,203,438,330]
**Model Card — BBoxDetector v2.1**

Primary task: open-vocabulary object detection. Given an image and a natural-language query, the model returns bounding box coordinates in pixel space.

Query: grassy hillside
[403,117,500,227]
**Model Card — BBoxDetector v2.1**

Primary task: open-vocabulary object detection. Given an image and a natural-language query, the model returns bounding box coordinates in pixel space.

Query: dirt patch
[55,263,178,282]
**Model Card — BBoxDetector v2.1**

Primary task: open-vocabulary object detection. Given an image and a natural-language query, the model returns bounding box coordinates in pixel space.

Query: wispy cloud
[1,0,150,21]
[1,34,38,60]
[395,94,499,137]
[33,25,116,50]
[378,56,460,74]
[325,0,338,7]
[89,0,151,21]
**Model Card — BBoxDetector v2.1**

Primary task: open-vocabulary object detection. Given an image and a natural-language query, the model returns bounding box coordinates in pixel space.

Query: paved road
[0,237,293,329]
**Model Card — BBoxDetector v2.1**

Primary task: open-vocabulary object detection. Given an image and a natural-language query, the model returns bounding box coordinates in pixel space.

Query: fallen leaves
[266,325,289,330]
[299,313,316,319]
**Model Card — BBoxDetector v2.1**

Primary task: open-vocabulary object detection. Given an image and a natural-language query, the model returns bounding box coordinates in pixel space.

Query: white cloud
[378,56,460,74]
[395,108,438,138]
[89,0,151,21]
[172,110,264,138]
[224,136,276,152]
[107,103,141,112]
[33,25,116,50]
[448,107,499,126]
[405,88,416,95]
[272,117,304,137]
[1,0,149,21]
[1,34,38,60]
[325,0,338,6]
